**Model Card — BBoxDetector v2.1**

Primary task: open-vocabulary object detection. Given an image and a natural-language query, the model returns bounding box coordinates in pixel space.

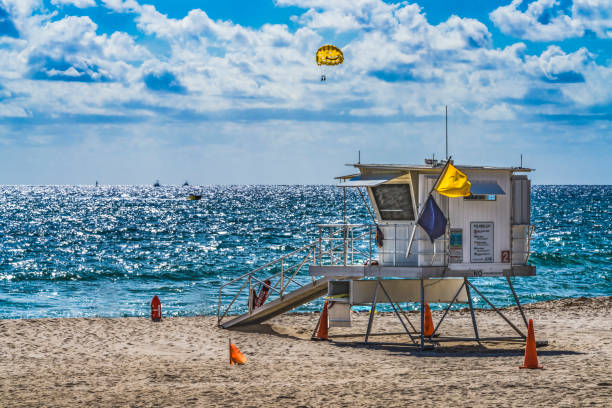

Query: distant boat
[153,180,161,187]
[188,194,202,201]
[95,180,99,187]
[183,180,189,186]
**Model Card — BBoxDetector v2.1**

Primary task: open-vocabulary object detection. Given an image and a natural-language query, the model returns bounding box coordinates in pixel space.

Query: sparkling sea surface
[0,185,610,319]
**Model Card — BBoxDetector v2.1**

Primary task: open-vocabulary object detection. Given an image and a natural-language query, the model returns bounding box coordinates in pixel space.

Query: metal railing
[217,223,536,325]
[316,224,376,266]
[217,223,448,325]
[315,223,452,267]
[217,242,317,326]
[378,223,450,266]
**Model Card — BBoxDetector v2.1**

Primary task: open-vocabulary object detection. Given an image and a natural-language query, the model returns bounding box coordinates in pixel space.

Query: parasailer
[316,45,343,82]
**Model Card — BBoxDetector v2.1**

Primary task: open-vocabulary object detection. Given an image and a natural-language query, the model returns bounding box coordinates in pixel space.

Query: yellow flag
[435,164,471,197]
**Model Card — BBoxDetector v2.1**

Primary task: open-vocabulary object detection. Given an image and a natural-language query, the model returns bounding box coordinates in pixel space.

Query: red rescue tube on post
[253,279,271,309]
[151,295,162,322]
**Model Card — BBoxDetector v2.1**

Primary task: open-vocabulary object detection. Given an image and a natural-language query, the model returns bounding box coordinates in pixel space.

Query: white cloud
[51,0,96,8]
[0,104,28,118]
[0,8,151,120]
[430,15,492,50]
[20,14,149,69]
[490,0,612,41]
[573,0,612,38]
[0,0,608,184]
[0,0,42,18]
[525,45,590,79]
[0,0,609,136]
[278,0,403,31]
[100,0,140,13]
[474,103,517,121]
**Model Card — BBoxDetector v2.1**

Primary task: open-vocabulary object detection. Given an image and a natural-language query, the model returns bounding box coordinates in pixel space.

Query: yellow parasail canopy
[316,45,344,66]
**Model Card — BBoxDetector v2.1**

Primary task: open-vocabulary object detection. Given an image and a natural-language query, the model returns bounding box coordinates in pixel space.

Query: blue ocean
[0,185,610,319]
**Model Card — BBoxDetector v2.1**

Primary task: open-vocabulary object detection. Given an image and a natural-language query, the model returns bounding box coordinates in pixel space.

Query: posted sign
[470,222,494,263]
[449,228,463,263]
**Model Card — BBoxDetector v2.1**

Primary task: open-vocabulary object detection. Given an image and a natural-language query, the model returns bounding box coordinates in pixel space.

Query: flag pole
[426,155,452,202]
[405,156,452,258]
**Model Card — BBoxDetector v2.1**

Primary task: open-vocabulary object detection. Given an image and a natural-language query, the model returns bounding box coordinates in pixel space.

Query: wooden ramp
[220,277,335,329]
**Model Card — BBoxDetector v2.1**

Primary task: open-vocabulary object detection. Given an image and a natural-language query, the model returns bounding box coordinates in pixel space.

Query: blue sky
[0,0,610,184]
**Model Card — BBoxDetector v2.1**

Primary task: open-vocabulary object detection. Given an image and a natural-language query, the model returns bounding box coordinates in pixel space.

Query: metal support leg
[466,280,525,338]
[433,281,465,336]
[394,301,418,333]
[420,279,425,348]
[379,280,418,345]
[464,278,480,341]
[507,277,528,328]
[365,280,379,344]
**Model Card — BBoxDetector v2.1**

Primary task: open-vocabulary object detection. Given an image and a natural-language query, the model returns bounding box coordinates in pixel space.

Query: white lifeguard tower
[218,157,538,348]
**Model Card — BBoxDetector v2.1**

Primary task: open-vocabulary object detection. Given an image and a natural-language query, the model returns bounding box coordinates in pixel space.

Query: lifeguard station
[217,157,537,348]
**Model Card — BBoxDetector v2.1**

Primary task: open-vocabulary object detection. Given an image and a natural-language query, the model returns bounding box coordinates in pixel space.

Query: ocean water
[0,185,610,319]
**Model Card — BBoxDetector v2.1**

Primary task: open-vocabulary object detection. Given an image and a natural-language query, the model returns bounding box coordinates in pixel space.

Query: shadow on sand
[230,323,312,341]
[227,324,582,358]
[330,340,583,358]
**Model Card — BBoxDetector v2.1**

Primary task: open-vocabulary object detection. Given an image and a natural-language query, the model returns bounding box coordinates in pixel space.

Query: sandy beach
[1,296,610,407]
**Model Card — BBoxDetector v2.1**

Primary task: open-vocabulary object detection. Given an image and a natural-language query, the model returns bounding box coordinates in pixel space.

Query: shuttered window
[372,184,415,221]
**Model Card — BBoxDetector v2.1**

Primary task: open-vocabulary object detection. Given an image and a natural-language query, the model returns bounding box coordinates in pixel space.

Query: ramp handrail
[217,223,457,326]
[217,241,317,326]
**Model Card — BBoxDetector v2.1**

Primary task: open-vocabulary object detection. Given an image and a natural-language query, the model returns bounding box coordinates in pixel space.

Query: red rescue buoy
[151,295,162,322]
[253,279,271,310]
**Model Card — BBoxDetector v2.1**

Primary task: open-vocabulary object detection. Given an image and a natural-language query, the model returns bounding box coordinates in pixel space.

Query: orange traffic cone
[519,319,543,369]
[229,339,247,365]
[424,303,434,337]
[313,301,329,340]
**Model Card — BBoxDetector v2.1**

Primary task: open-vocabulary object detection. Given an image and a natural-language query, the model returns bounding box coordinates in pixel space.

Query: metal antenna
[520,154,523,168]
[358,150,361,164]
[445,105,448,161]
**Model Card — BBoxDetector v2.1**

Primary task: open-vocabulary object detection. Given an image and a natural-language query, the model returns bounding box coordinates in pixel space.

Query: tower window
[371,184,415,221]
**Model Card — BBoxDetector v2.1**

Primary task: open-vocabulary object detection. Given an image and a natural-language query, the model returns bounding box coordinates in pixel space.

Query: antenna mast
[445,105,448,161]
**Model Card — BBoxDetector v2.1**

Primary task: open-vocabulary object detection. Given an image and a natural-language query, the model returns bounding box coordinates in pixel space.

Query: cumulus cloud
[525,45,590,83]
[20,15,149,83]
[101,0,140,13]
[490,0,612,41]
[0,0,609,184]
[0,3,19,37]
[285,0,400,31]
[51,0,96,8]
[0,5,151,120]
[0,104,28,117]
[0,0,609,126]
[0,0,41,18]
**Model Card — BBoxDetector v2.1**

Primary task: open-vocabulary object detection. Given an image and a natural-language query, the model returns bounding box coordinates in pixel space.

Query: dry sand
[1,297,611,407]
